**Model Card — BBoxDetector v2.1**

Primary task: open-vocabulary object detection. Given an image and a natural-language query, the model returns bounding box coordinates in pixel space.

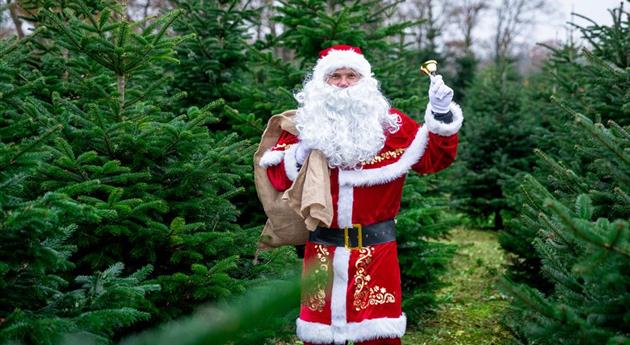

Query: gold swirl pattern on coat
[362,148,406,166]
[352,246,395,311]
[272,143,293,150]
[304,244,329,312]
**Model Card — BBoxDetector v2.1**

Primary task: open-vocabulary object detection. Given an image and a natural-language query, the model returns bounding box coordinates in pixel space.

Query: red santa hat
[312,44,372,82]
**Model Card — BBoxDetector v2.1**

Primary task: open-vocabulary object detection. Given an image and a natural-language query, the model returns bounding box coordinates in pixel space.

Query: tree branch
[8,0,25,39]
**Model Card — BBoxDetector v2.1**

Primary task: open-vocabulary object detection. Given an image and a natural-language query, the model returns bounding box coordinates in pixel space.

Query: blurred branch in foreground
[61,265,325,345]
[113,269,308,345]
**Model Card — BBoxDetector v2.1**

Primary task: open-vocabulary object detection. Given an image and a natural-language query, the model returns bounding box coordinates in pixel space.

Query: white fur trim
[296,314,407,344]
[424,102,463,137]
[258,149,285,168]
[313,49,372,82]
[338,126,429,187]
[296,319,334,344]
[346,314,407,342]
[283,144,300,181]
[331,247,350,344]
[337,182,354,228]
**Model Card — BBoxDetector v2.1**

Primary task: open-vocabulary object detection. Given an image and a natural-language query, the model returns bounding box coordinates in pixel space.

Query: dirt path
[403,228,515,345]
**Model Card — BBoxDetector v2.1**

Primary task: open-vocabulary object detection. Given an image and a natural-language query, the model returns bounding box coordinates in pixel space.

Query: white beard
[294,76,401,169]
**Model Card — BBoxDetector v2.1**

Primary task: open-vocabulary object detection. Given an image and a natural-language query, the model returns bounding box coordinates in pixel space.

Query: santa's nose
[338,79,350,87]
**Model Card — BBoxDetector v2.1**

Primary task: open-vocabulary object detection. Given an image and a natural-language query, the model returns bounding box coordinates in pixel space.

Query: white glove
[294,142,312,165]
[428,74,454,114]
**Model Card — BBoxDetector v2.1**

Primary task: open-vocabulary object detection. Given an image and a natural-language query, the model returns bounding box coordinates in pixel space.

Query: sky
[534,0,623,42]
[466,0,625,65]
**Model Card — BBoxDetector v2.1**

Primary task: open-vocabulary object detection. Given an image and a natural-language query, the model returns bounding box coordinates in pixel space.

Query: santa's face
[326,68,361,88]
[294,68,400,169]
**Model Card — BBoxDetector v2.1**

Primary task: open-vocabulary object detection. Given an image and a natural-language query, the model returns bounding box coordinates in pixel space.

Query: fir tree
[499,4,630,344]
[168,0,257,114]
[397,174,458,321]
[500,111,629,345]
[500,3,630,288]
[452,63,536,230]
[28,1,281,320]
[0,27,158,345]
[451,53,478,103]
[1,1,294,342]
[167,0,269,230]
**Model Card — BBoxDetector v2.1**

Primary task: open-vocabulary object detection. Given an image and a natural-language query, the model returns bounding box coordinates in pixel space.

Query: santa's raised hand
[428,74,454,114]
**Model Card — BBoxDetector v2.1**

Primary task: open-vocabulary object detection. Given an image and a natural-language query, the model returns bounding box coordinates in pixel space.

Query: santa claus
[255,45,462,345]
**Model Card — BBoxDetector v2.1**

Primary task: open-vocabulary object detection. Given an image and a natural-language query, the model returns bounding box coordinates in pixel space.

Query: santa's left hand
[428,74,453,114]
[294,142,312,165]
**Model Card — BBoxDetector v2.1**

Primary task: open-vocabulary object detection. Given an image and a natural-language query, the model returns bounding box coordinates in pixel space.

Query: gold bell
[420,60,438,76]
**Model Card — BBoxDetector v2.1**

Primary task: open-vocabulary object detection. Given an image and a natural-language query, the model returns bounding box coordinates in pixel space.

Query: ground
[287,228,517,345]
[402,228,516,345]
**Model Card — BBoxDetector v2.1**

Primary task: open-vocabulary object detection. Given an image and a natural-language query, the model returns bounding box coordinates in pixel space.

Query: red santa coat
[259,104,462,344]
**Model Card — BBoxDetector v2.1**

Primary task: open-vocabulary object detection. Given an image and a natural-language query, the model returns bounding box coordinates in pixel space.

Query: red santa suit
[259,103,463,344]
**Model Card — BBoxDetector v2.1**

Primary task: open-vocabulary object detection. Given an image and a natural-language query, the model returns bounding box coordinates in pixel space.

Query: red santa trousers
[297,240,405,344]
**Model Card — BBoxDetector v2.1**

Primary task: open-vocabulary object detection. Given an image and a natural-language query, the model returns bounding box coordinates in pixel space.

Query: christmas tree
[1,1,294,342]
[397,174,459,322]
[500,110,629,345]
[500,4,630,287]
[167,0,257,114]
[499,4,630,344]
[1,0,467,341]
[452,63,536,230]
[0,25,158,344]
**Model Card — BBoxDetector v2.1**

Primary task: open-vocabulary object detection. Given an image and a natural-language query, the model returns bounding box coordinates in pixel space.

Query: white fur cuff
[259,149,285,168]
[424,102,463,137]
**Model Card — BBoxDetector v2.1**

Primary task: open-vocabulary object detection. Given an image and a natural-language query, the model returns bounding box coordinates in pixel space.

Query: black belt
[309,219,396,249]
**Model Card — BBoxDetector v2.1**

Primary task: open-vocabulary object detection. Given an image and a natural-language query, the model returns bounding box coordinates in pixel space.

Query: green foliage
[167,0,271,230]
[2,0,463,342]
[1,27,156,345]
[500,3,630,288]
[1,1,295,343]
[452,63,536,229]
[120,272,305,345]
[451,53,478,103]
[499,4,630,344]
[168,0,257,114]
[397,174,457,321]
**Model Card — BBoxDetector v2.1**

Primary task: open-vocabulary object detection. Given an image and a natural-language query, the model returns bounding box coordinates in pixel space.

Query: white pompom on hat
[312,44,372,82]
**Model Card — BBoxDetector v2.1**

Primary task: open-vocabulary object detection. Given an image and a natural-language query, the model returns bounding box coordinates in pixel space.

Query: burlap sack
[253,110,333,249]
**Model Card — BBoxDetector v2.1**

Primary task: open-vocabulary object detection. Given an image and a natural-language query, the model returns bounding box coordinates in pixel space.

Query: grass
[403,228,516,345]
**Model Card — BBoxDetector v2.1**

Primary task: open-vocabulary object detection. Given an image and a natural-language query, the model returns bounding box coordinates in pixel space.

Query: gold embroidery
[362,148,406,166]
[352,246,395,311]
[272,143,293,150]
[304,245,329,312]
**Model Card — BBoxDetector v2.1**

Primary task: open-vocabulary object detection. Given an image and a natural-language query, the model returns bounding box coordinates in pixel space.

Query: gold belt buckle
[344,224,363,250]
